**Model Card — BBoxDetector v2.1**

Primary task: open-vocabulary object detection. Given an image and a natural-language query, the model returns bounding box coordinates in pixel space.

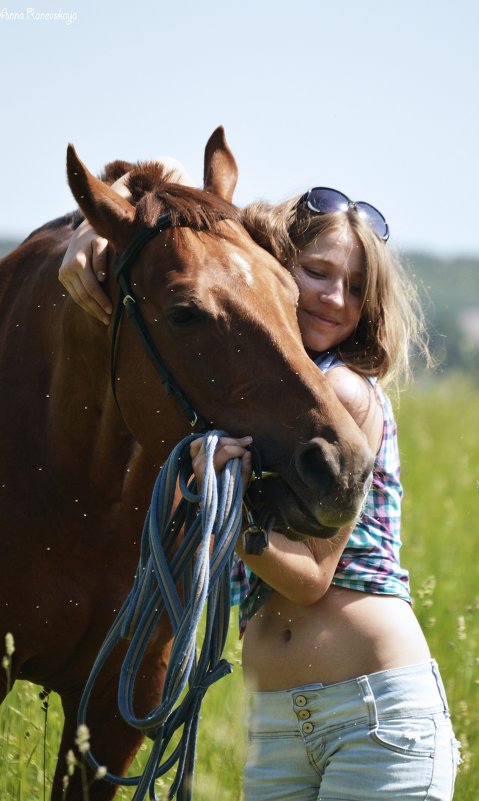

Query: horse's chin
[247,478,349,541]
[272,513,339,541]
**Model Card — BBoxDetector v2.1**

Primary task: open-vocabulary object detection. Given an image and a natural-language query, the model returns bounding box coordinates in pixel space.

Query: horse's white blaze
[231,252,254,286]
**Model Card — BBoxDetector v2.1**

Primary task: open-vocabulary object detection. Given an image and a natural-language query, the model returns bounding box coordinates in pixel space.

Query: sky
[0,0,478,257]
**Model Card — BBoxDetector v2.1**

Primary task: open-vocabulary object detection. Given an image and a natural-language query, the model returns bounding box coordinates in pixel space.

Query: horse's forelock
[126,163,240,232]
[127,162,177,201]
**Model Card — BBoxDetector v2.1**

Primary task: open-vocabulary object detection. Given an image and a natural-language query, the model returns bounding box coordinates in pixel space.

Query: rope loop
[77,430,244,800]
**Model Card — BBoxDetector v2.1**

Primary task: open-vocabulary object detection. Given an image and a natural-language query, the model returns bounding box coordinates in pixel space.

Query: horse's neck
[0,230,168,529]
[49,301,149,503]
[50,299,188,518]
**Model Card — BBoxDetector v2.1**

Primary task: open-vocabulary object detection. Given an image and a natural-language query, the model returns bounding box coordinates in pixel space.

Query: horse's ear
[203,126,238,202]
[67,145,136,250]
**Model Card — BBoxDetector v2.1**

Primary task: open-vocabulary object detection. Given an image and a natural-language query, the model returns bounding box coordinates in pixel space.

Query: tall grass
[398,374,479,799]
[1,376,478,799]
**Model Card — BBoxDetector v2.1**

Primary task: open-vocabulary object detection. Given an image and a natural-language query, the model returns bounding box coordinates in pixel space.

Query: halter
[109,211,278,553]
[110,212,205,429]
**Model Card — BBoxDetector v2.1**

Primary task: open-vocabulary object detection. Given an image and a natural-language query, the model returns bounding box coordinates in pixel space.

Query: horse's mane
[125,161,241,232]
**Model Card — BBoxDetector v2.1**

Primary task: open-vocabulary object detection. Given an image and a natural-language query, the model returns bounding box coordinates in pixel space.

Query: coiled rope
[77,430,245,801]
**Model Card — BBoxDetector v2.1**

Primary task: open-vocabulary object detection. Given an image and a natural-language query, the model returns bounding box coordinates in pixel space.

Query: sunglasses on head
[299,187,390,241]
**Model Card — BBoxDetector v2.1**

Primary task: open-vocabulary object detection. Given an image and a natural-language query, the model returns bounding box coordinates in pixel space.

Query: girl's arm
[235,524,354,605]
[239,369,383,603]
[191,370,381,605]
[189,435,353,606]
[191,368,382,606]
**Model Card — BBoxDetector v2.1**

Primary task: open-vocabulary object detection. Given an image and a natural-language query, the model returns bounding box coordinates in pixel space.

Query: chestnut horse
[0,128,372,800]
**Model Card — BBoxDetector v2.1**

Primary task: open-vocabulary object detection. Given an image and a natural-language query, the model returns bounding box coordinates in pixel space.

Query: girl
[190,188,460,800]
[60,183,459,801]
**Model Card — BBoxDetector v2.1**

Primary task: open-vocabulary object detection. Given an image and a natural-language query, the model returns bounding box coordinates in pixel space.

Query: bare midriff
[242,584,431,691]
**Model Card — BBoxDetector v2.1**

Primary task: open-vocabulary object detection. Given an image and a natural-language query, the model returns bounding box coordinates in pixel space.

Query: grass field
[1,376,478,800]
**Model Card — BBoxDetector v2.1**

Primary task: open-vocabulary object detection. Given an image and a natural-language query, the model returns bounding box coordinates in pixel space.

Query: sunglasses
[300,187,390,241]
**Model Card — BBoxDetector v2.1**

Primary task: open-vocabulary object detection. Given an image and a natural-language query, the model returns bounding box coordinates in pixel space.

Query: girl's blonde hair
[242,196,430,387]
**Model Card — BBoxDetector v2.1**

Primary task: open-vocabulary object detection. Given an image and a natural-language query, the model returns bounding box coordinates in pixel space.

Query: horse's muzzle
[246,435,374,539]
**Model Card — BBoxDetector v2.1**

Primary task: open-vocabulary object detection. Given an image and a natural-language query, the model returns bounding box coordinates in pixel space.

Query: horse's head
[66,127,373,539]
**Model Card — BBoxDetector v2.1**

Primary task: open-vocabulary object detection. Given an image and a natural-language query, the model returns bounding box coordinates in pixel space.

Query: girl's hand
[190,436,253,494]
[59,218,112,325]
[59,172,133,324]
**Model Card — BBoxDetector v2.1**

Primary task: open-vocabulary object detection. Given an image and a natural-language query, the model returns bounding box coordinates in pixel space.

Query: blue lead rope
[77,431,245,800]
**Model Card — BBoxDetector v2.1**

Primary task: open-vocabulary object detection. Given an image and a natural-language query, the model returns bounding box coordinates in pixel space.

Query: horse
[0,127,373,800]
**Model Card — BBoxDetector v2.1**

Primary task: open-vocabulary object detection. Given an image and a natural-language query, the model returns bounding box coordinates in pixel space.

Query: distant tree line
[403,251,479,378]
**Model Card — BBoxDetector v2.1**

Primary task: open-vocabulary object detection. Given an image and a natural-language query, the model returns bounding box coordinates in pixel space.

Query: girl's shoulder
[326,365,378,418]
[315,352,378,411]
[315,353,384,452]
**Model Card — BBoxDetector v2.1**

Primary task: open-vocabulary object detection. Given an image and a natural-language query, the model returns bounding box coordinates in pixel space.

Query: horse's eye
[167,304,202,327]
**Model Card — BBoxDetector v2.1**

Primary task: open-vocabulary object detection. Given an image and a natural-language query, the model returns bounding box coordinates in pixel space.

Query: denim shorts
[244,660,460,801]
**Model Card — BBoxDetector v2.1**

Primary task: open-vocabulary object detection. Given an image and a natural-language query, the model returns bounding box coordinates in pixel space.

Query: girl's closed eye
[302,266,327,279]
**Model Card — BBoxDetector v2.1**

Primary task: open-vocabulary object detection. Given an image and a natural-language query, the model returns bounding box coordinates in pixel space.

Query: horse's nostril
[295,439,338,495]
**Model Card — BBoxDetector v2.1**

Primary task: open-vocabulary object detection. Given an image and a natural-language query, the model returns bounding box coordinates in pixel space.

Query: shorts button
[295,694,307,707]
[302,721,314,734]
[298,709,311,720]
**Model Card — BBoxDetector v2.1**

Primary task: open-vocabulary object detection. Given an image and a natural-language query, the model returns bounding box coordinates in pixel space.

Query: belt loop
[431,659,449,713]
[357,675,378,730]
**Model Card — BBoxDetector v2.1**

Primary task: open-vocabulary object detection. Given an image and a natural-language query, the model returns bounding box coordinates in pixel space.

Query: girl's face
[293,226,365,356]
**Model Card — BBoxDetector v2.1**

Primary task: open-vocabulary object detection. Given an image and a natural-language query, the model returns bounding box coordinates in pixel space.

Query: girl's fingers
[91,238,113,315]
[63,270,111,324]
[189,438,204,460]
[76,260,112,322]
[213,442,251,472]
[240,451,253,494]
[59,220,112,324]
[91,236,109,279]
[190,435,252,457]
[190,436,253,484]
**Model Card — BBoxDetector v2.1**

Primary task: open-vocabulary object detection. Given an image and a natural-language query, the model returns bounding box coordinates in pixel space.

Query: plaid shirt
[231,352,410,637]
